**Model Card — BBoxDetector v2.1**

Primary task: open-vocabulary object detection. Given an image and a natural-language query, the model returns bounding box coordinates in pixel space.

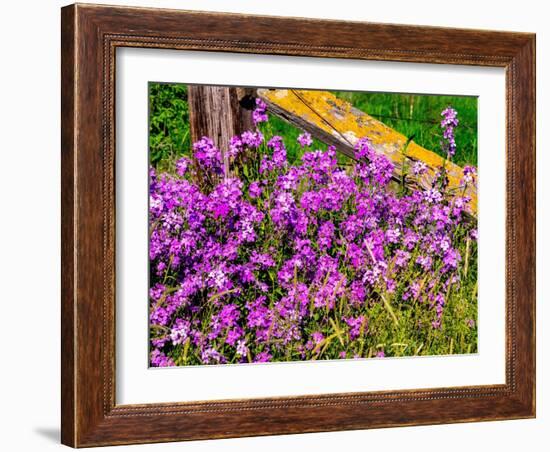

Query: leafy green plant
[148,82,190,169]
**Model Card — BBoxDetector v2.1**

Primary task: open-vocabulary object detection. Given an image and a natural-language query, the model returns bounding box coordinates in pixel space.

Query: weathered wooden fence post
[187,86,254,176]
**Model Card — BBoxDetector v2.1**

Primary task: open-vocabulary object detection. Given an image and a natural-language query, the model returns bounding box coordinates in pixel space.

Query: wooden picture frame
[61,3,535,447]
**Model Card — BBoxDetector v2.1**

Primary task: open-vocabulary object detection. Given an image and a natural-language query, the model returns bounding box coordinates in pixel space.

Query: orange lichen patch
[257,88,477,215]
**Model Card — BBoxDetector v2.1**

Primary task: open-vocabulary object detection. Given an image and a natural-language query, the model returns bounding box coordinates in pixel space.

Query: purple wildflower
[252,98,268,126]
[150,349,174,367]
[193,136,223,173]
[412,161,428,176]
[312,331,325,345]
[241,130,264,148]
[462,165,477,186]
[175,156,191,176]
[441,106,458,158]
[249,181,262,198]
[170,318,190,345]
[343,315,367,340]
[297,132,313,147]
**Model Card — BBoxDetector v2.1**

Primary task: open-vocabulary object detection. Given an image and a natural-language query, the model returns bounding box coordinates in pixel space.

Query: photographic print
[61,6,536,445]
[148,84,479,367]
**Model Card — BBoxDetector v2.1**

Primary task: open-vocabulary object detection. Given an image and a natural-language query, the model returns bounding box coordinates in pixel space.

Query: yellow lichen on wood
[257,88,477,215]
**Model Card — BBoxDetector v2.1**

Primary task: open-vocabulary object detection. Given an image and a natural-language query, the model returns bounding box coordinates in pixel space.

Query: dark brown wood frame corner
[61,3,536,447]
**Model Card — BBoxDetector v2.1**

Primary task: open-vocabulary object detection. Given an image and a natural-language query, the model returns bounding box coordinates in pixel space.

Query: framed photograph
[61,3,535,447]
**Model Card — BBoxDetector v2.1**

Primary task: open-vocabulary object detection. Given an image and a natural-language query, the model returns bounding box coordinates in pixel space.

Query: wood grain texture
[188,85,253,175]
[60,5,76,446]
[61,3,536,447]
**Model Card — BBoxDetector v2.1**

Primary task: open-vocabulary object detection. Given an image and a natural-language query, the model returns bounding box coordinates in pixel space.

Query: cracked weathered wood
[188,85,254,175]
[257,88,477,215]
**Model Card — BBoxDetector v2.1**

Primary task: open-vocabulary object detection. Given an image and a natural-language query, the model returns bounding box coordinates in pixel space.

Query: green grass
[332,91,477,167]
[149,83,478,169]
[257,114,342,165]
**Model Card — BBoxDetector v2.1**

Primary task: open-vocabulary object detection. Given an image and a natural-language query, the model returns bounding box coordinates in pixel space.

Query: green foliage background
[148,83,190,169]
[149,82,477,169]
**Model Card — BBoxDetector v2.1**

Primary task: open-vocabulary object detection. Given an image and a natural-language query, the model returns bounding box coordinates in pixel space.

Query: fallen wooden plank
[257,88,477,215]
